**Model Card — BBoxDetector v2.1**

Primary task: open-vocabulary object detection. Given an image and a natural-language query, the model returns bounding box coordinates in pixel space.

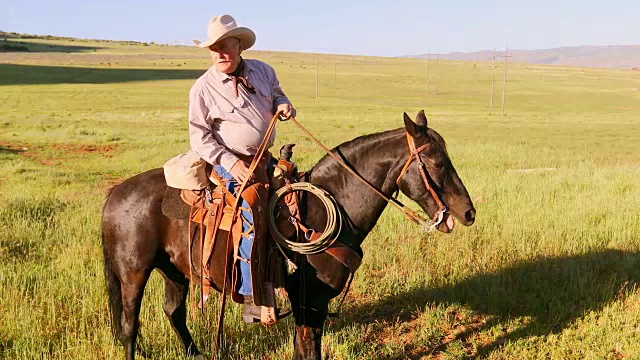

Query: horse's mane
[311,126,448,172]
[310,128,401,171]
[426,128,448,156]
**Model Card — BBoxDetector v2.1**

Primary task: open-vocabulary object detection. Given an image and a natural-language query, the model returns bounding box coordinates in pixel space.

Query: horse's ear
[415,110,428,127]
[403,112,421,137]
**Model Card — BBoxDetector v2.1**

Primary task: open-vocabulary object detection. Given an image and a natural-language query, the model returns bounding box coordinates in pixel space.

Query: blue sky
[2,0,639,56]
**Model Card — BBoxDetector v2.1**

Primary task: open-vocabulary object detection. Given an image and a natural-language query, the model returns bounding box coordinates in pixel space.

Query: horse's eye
[433,162,444,170]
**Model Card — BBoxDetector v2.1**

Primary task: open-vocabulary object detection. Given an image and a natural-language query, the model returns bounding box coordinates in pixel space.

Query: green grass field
[1,35,640,359]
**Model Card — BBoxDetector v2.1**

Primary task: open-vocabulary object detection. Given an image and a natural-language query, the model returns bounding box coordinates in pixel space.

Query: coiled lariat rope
[268,182,342,255]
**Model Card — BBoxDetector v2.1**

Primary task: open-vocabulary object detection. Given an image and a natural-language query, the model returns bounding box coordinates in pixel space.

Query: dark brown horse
[101,110,476,360]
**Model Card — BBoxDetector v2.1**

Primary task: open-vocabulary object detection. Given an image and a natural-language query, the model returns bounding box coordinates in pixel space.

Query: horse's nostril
[465,209,476,223]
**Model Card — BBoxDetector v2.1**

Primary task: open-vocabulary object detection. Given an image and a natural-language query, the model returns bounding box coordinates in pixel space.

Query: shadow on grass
[339,249,640,358]
[0,145,25,154]
[0,64,205,85]
[1,39,103,53]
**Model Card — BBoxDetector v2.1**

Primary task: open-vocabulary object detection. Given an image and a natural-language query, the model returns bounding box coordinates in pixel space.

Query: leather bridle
[395,132,447,229]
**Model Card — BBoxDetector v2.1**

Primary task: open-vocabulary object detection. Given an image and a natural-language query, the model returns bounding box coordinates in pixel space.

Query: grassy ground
[1,35,640,359]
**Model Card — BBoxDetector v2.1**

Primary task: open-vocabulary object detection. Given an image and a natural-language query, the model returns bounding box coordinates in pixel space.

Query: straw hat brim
[193,27,256,50]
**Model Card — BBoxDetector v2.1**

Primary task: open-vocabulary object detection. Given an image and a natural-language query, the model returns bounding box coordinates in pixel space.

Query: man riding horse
[188,14,295,322]
[102,14,476,360]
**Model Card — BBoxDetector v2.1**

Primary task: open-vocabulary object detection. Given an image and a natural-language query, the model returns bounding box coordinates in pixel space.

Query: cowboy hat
[193,15,256,50]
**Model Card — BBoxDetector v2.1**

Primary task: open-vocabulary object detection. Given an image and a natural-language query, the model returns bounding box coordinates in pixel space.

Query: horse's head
[396,110,476,233]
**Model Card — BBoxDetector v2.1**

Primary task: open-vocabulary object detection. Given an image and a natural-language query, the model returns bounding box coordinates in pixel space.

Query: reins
[213,109,280,352]
[287,116,447,231]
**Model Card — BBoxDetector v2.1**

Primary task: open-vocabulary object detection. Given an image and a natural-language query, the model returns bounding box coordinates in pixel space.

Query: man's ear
[403,112,421,138]
[235,38,243,52]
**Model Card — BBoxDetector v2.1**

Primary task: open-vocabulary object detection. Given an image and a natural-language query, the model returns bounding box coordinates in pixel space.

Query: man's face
[209,37,242,73]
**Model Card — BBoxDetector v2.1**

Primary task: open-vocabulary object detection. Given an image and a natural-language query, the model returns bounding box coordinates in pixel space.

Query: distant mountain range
[408,45,640,69]
[2,30,640,70]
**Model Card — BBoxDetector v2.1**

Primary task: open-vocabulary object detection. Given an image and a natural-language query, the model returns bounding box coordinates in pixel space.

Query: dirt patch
[432,313,487,358]
[103,176,127,190]
[0,141,119,165]
[51,143,118,155]
[371,309,488,359]
[608,348,628,360]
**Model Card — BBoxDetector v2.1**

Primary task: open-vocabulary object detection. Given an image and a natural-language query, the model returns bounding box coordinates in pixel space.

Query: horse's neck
[309,129,407,242]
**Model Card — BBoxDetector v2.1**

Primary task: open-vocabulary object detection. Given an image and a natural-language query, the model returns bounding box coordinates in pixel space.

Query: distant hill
[0,31,158,46]
[408,45,640,69]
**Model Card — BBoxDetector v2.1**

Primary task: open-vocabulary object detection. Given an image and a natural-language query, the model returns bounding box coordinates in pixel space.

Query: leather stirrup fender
[325,243,362,274]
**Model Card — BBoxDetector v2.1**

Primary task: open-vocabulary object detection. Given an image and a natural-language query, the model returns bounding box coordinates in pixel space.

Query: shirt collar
[208,59,254,84]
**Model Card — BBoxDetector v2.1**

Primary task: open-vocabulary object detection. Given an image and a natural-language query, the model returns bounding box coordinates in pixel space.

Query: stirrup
[242,303,292,323]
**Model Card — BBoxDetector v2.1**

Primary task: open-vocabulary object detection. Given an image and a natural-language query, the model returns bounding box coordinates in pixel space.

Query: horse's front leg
[288,271,345,359]
[288,275,330,360]
[287,250,353,359]
[293,325,323,360]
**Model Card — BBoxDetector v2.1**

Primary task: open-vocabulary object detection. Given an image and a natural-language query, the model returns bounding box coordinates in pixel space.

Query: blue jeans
[214,165,254,296]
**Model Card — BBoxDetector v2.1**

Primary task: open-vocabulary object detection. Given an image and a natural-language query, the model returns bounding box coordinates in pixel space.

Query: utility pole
[491,47,512,114]
[435,53,439,95]
[490,48,496,108]
[501,46,510,116]
[427,51,430,91]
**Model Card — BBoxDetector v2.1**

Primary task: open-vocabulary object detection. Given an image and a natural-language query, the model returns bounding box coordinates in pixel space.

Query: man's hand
[229,160,252,184]
[276,103,296,120]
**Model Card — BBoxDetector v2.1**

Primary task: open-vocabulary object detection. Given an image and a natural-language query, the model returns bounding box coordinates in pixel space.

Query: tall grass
[1,36,639,359]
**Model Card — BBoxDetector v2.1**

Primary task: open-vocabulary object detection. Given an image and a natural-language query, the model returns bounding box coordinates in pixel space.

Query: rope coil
[268,182,342,255]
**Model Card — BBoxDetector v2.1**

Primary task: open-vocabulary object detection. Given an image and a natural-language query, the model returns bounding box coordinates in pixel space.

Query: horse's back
[102,168,168,264]
[103,167,166,217]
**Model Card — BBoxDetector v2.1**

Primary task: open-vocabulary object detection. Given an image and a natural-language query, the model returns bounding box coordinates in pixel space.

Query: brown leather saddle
[162,157,285,316]
[162,154,364,321]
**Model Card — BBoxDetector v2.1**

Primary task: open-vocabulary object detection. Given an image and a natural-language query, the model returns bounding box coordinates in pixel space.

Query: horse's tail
[102,190,123,343]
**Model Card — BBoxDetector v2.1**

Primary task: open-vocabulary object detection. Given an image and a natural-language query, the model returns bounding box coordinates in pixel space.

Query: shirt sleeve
[188,85,239,171]
[267,65,292,109]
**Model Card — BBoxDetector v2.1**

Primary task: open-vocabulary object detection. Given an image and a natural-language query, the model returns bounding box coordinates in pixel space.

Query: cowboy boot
[242,295,292,323]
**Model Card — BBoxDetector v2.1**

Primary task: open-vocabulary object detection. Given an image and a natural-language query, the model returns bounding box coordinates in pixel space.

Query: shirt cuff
[274,97,291,107]
[219,152,240,172]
